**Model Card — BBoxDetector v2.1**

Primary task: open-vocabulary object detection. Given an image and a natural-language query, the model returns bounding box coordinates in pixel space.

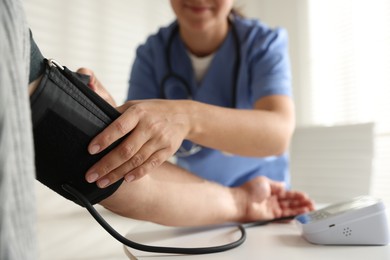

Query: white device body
[295,196,389,245]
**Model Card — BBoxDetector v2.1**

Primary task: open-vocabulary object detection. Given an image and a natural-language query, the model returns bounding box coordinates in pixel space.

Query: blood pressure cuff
[30,59,124,206]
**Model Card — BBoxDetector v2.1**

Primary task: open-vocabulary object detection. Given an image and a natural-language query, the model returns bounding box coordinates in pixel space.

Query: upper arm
[254,95,295,134]
[249,27,292,103]
[255,95,294,118]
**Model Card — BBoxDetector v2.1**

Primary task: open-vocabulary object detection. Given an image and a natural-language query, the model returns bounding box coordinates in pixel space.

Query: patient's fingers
[277,192,315,212]
[268,179,286,195]
[278,189,307,199]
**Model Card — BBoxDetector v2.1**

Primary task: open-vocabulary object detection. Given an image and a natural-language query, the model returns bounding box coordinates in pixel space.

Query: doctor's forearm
[186,98,295,157]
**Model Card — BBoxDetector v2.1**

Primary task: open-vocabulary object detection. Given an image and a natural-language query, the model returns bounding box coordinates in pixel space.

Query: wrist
[231,187,249,222]
[183,99,203,141]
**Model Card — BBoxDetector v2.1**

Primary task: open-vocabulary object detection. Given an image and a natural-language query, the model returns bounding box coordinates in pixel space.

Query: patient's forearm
[100,162,243,227]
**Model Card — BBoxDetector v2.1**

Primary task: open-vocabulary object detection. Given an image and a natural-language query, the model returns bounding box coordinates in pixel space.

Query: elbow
[277,125,295,155]
[252,138,289,157]
[257,124,295,157]
[265,136,291,156]
[274,136,291,155]
[274,123,295,155]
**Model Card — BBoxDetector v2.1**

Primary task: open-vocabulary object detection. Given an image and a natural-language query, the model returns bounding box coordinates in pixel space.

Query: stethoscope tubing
[161,16,241,108]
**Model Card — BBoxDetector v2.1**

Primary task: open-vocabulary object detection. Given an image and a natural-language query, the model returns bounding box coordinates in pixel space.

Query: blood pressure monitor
[295,196,389,245]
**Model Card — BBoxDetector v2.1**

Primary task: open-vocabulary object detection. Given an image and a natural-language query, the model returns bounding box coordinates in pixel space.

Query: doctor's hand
[86,98,193,188]
[76,68,117,107]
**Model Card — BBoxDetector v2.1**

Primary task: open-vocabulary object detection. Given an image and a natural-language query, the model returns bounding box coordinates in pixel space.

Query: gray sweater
[0,0,38,259]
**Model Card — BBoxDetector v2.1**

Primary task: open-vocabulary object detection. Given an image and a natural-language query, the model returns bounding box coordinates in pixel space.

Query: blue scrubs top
[127,16,292,187]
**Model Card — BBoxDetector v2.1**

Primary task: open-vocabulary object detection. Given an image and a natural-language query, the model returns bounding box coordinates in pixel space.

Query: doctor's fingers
[114,134,181,183]
[85,124,156,185]
[86,130,176,187]
[94,145,171,188]
[88,107,140,156]
[102,148,171,188]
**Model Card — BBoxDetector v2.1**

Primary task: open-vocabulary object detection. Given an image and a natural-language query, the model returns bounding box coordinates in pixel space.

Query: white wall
[25,0,310,120]
[24,0,175,104]
[25,0,309,117]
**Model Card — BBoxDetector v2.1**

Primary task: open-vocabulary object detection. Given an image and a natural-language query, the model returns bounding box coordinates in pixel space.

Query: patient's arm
[100,161,314,227]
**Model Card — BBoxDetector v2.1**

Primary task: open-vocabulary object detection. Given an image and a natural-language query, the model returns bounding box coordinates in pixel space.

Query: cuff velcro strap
[30,59,124,206]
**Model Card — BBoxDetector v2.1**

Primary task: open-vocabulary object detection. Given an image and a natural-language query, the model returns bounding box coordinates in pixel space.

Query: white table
[123,218,390,260]
[36,183,390,260]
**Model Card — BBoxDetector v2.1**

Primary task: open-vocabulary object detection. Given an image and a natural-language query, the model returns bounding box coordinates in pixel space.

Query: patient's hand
[239,176,315,222]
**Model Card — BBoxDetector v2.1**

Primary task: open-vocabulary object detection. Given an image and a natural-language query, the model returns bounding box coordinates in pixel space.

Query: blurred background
[25,0,390,205]
[23,1,390,259]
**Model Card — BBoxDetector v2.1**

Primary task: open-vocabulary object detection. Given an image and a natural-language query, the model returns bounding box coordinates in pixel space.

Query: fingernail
[89,144,100,155]
[87,172,99,183]
[98,178,110,188]
[125,174,135,183]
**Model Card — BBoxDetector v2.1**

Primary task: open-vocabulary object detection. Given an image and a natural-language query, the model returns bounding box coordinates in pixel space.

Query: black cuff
[30,60,124,206]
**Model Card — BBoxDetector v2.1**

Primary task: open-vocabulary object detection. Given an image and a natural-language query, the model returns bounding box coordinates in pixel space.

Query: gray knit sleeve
[29,30,45,83]
[0,0,38,259]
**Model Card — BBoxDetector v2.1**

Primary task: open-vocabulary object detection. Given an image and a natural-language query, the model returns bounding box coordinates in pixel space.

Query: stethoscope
[160,16,241,157]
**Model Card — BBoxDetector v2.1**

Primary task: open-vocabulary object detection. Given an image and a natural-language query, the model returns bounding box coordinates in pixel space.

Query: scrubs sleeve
[127,42,161,100]
[249,27,292,103]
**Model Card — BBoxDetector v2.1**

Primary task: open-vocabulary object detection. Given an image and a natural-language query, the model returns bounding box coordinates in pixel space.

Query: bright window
[306,0,390,202]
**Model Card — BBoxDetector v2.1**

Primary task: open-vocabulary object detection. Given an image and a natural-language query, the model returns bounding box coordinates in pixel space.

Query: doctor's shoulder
[236,16,288,42]
[235,17,289,57]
